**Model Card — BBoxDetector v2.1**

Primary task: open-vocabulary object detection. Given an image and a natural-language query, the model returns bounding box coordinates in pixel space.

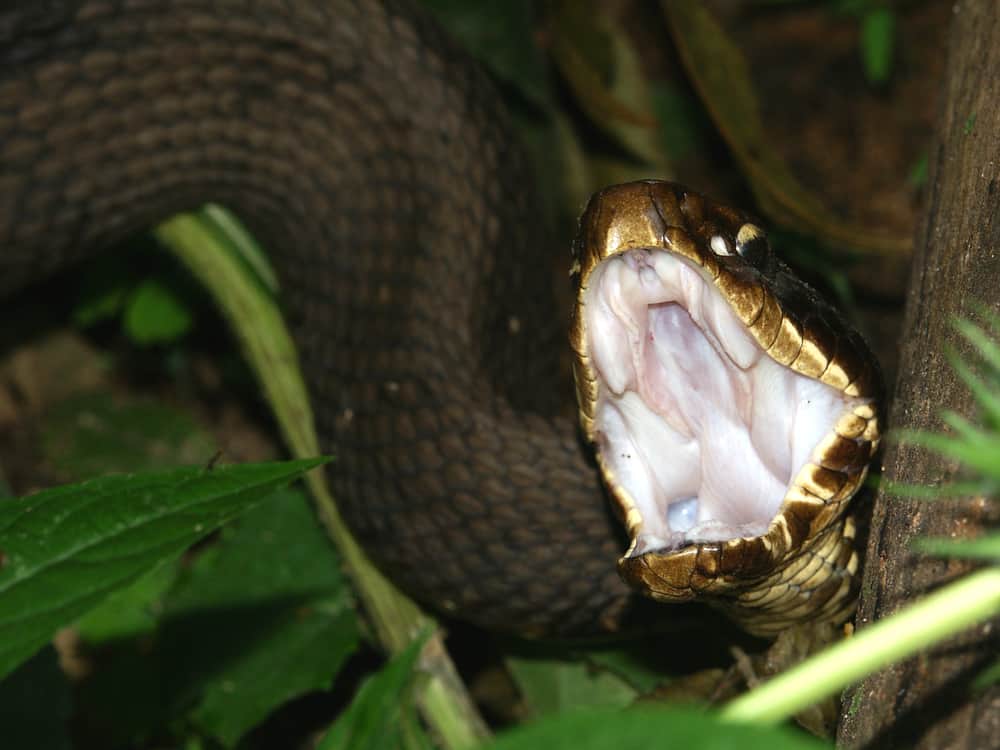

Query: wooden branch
[836,2,1000,748]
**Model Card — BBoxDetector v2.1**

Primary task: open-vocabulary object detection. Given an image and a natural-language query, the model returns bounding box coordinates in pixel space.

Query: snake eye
[735,223,769,266]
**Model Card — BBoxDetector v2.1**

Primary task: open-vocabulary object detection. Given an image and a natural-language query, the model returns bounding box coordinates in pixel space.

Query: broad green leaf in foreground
[0,457,326,681]
[173,489,359,747]
[486,706,828,750]
[318,630,432,750]
[75,559,180,644]
[75,493,360,747]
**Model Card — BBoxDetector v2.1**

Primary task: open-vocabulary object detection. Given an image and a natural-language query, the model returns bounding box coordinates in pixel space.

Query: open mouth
[569,179,881,632]
[583,246,859,558]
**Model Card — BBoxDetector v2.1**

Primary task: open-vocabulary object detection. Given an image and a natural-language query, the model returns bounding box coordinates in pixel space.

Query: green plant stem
[155,213,488,749]
[722,567,1000,724]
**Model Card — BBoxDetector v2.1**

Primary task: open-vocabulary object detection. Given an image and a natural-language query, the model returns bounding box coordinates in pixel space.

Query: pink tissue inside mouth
[586,248,853,553]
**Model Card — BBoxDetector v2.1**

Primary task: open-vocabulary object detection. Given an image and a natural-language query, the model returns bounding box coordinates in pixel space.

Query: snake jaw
[586,247,856,551]
[570,180,881,635]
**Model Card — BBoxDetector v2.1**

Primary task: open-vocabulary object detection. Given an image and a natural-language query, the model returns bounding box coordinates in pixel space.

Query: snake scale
[0,0,880,637]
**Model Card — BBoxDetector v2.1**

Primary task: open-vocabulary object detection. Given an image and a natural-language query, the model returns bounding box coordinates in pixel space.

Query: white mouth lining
[584,248,852,555]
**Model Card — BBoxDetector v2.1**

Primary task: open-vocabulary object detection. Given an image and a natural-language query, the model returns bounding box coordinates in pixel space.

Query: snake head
[570,180,881,635]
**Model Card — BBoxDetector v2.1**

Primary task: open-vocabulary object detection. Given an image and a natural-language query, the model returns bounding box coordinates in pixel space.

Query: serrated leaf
[124,278,194,344]
[172,489,359,747]
[486,706,828,750]
[317,631,431,750]
[0,457,326,681]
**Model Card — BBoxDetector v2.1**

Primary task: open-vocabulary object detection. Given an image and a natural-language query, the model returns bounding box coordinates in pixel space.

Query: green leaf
[939,409,991,445]
[155,210,479,747]
[915,533,1000,561]
[0,647,72,750]
[200,204,279,294]
[954,317,1000,375]
[884,479,994,501]
[174,489,359,747]
[947,350,1000,428]
[486,706,828,750]
[507,656,639,717]
[40,392,217,480]
[0,457,326,681]
[72,275,131,327]
[896,429,1000,481]
[75,560,179,643]
[860,9,894,84]
[124,278,194,344]
[318,631,431,750]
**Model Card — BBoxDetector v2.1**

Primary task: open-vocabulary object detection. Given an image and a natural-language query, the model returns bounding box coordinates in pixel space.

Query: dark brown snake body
[0,0,880,637]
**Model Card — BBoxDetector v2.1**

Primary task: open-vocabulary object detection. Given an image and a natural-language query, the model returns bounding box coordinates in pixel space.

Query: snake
[0,0,880,638]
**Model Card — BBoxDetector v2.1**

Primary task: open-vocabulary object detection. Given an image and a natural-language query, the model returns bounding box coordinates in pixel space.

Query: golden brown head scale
[570,180,880,636]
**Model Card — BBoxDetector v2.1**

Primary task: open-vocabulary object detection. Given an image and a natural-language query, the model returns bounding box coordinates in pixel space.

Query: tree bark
[836,2,1000,748]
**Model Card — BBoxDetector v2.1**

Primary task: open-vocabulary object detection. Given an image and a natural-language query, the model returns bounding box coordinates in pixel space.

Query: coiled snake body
[0,0,880,637]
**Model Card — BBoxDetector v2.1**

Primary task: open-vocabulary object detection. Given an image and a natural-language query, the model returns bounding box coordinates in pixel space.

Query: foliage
[0,459,325,684]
